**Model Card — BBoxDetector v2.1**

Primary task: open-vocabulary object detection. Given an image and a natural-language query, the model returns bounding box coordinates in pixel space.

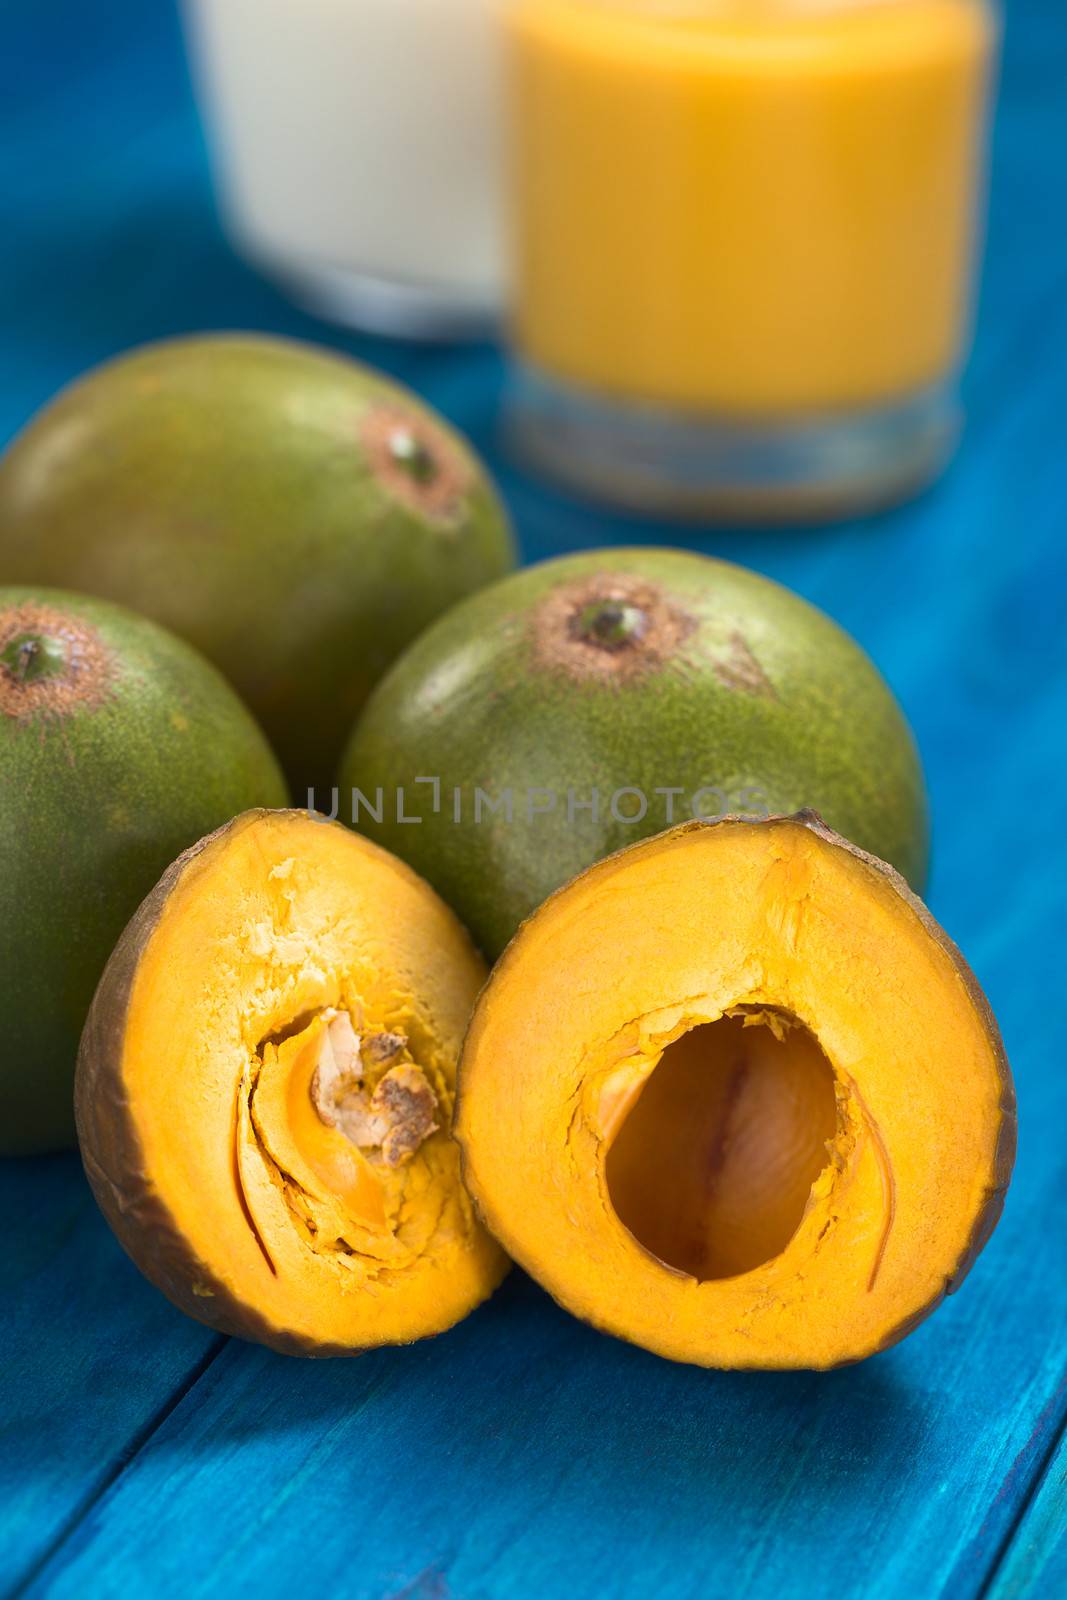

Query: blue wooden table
[3,4,1066,1597]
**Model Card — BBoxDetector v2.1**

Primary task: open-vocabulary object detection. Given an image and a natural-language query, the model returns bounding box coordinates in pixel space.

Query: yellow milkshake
[506,0,997,516]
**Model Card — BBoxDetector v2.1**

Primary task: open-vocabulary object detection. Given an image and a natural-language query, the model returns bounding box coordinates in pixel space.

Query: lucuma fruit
[338,548,929,958]
[457,813,1015,1370]
[76,809,508,1354]
[0,588,287,1155]
[0,334,516,794]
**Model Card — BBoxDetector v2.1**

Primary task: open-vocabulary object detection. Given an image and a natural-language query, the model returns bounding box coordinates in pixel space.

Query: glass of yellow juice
[504,0,998,519]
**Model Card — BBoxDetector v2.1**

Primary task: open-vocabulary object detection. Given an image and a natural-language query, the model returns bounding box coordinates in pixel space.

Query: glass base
[505,367,961,522]
[263,254,498,343]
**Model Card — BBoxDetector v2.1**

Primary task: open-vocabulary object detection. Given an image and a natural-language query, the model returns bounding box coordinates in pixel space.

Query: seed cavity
[0,602,115,721]
[361,405,471,523]
[310,1011,439,1168]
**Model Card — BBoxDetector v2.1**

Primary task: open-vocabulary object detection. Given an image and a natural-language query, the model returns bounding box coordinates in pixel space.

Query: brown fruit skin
[75,817,317,1354]
[78,814,364,1356]
[0,335,517,795]
[456,811,1017,1367]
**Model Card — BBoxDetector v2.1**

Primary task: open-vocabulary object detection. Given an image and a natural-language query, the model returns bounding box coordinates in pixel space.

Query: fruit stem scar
[389,427,439,485]
[0,633,69,684]
[572,599,650,651]
[0,603,115,721]
[531,574,696,686]
[360,405,470,520]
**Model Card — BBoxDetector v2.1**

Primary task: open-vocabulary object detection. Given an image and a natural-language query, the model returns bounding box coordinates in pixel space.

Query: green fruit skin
[0,335,516,796]
[338,549,930,960]
[0,587,288,1155]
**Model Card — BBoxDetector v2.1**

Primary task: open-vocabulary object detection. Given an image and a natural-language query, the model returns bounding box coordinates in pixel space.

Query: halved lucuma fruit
[456,813,1015,1369]
[77,810,508,1355]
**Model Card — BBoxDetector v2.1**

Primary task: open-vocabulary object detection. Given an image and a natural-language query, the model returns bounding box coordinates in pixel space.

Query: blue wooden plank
[0,1156,222,1589]
[986,1412,1067,1600]
[14,1174,1067,1600]
[2,2,1066,1598]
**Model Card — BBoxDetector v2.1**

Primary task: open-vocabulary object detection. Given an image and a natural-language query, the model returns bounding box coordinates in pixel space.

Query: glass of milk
[182,0,504,338]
